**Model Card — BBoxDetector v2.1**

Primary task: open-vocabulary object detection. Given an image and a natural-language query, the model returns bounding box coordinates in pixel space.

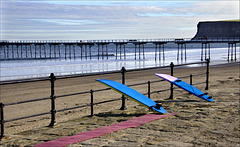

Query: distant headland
[192,19,240,39]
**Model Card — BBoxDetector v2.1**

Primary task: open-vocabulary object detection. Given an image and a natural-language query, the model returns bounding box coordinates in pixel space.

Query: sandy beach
[0,62,239,146]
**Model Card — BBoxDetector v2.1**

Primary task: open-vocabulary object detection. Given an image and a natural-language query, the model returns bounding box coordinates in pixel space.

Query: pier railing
[1,37,240,44]
[0,60,210,140]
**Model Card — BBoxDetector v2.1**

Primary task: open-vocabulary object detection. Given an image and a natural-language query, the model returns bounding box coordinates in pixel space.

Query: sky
[0,0,239,40]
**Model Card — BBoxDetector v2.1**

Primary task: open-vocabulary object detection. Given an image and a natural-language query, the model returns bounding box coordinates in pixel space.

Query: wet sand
[0,62,239,146]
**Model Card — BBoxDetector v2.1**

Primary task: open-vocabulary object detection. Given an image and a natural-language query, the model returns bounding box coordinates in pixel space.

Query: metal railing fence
[0,60,209,140]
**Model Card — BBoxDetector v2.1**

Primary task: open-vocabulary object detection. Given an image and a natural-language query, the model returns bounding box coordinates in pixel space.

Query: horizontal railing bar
[128,82,148,87]
[151,88,170,94]
[143,92,148,96]
[93,87,111,92]
[56,98,122,113]
[56,104,90,113]
[0,77,50,85]
[150,79,165,83]
[55,91,90,99]
[192,73,206,77]
[93,98,122,105]
[192,82,205,85]
[5,97,51,106]
[177,75,190,79]
[4,112,50,123]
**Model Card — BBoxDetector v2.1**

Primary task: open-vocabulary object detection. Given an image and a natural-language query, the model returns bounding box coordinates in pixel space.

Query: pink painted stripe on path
[34,113,177,147]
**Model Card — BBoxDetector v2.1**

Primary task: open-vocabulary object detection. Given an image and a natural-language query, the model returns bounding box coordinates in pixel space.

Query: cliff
[192,20,240,39]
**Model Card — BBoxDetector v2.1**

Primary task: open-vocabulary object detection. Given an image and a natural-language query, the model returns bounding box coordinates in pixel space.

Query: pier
[0,37,239,61]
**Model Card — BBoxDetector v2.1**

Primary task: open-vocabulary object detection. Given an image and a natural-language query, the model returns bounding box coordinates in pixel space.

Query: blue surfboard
[97,79,167,114]
[155,73,214,102]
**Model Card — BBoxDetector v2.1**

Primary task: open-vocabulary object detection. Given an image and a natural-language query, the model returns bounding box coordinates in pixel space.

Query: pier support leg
[155,44,157,61]
[85,45,87,60]
[6,45,9,58]
[80,45,83,60]
[234,43,237,61]
[227,43,236,61]
[205,43,207,61]
[134,44,137,60]
[3,45,6,58]
[208,43,210,60]
[25,45,28,58]
[21,45,23,58]
[65,45,67,59]
[11,45,14,58]
[102,44,104,60]
[159,44,162,61]
[49,45,51,58]
[73,44,76,59]
[17,45,19,58]
[58,44,61,58]
[163,44,165,61]
[120,45,122,59]
[143,44,145,59]
[69,45,72,59]
[139,44,141,59]
[40,45,42,58]
[98,44,100,60]
[34,45,37,58]
[201,43,203,61]
[181,44,183,61]
[177,44,179,61]
[88,45,91,60]
[116,44,118,59]
[124,44,126,59]
[185,43,187,61]
[44,44,47,58]
[227,43,230,61]
[106,45,108,59]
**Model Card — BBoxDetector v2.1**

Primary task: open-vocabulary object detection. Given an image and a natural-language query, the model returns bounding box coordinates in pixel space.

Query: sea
[0,42,239,81]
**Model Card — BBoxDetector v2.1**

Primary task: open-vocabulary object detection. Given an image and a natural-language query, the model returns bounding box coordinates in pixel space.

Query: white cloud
[1,0,239,40]
[26,19,107,26]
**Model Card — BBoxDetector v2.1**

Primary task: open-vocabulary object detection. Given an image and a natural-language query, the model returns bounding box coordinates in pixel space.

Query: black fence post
[49,73,56,127]
[205,59,210,90]
[169,62,174,99]
[148,81,151,99]
[90,89,94,116]
[0,103,4,140]
[190,74,193,85]
[120,67,127,110]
